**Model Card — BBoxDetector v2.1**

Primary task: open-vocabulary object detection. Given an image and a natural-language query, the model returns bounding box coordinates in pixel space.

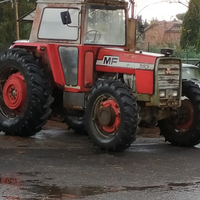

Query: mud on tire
[0,49,53,137]
[158,80,200,146]
[85,79,139,151]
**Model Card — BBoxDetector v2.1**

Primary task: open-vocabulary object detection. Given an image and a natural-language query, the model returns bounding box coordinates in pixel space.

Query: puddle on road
[1,175,200,199]
[0,175,134,199]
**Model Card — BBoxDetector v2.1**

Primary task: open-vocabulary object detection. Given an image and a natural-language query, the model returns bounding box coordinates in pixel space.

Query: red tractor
[0,0,200,151]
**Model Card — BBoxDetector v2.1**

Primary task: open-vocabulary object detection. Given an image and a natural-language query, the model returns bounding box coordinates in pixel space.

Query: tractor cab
[29,0,133,48]
[23,0,136,92]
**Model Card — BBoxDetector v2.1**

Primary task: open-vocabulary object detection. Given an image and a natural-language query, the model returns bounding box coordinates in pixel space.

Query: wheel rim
[3,72,26,111]
[0,69,26,117]
[173,99,194,131]
[92,95,120,138]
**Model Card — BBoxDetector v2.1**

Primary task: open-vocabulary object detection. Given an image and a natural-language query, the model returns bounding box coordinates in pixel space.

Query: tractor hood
[96,48,163,74]
[95,48,181,96]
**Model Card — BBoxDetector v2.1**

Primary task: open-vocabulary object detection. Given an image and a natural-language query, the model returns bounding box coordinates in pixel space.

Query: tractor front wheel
[158,80,200,146]
[85,80,139,151]
[0,49,53,137]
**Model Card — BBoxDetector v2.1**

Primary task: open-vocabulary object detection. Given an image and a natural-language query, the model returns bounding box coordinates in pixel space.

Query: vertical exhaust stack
[127,0,136,52]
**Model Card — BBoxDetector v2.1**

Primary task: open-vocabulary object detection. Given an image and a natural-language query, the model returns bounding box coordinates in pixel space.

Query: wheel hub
[98,99,120,133]
[98,107,116,126]
[3,72,26,110]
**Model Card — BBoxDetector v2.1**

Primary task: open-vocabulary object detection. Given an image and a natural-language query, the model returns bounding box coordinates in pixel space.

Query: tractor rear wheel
[0,49,53,137]
[158,80,200,146]
[85,80,139,151]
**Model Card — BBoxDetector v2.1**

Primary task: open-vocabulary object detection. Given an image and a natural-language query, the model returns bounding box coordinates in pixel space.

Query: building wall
[138,21,182,51]
[140,25,165,49]
[163,31,181,44]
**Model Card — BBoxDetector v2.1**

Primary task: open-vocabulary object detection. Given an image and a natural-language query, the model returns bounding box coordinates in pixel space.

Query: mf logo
[165,68,172,75]
[103,56,119,65]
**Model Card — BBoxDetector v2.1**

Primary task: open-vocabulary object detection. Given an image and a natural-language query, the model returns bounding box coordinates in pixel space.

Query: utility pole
[13,0,19,40]
[0,0,19,40]
[199,0,200,62]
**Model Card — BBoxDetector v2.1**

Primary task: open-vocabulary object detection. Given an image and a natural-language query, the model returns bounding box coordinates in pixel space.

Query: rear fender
[11,42,66,87]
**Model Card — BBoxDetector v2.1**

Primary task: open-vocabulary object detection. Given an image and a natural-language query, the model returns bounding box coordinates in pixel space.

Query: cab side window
[38,8,79,40]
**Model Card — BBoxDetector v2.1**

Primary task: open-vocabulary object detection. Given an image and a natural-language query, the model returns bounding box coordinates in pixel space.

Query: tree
[180,0,200,52]
[0,0,35,52]
[176,13,186,20]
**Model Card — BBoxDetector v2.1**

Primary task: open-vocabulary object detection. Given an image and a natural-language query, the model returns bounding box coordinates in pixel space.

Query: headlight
[159,90,166,97]
[172,90,178,97]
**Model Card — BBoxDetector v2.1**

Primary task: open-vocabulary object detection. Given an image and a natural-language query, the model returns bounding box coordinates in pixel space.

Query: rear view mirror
[60,11,71,25]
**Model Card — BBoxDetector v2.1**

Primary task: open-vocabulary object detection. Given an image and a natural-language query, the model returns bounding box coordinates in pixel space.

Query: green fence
[137,41,200,65]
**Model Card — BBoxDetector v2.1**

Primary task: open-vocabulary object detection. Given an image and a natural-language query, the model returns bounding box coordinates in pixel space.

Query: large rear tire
[85,80,139,151]
[158,80,200,146]
[0,49,53,137]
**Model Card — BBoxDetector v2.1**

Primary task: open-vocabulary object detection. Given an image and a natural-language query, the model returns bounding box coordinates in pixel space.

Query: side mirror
[60,11,71,25]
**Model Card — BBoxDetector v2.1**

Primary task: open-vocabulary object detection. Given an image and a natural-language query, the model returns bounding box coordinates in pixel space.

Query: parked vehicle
[1,0,200,151]
[182,63,200,84]
[196,61,200,68]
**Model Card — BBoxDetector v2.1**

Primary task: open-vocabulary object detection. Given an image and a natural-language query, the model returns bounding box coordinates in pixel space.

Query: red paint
[46,44,66,86]
[13,43,101,92]
[3,72,26,111]
[96,48,156,95]
[12,43,159,95]
[97,48,157,63]
[96,66,135,74]
[100,99,120,133]
[175,118,193,130]
[12,42,66,87]
[1,177,21,186]
[135,70,154,94]
[84,51,94,87]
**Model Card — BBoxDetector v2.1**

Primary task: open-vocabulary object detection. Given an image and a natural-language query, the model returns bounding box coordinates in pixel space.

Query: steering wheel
[84,30,101,44]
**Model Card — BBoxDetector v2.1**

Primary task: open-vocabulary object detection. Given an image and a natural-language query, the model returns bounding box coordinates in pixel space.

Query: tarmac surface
[1,121,200,200]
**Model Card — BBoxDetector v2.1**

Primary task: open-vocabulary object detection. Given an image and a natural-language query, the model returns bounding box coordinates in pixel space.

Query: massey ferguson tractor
[0,0,200,152]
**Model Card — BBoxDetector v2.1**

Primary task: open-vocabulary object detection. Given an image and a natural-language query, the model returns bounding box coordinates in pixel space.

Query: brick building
[139,20,182,50]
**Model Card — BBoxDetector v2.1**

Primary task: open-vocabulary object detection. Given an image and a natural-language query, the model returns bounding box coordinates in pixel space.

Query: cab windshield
[84,5,126,45]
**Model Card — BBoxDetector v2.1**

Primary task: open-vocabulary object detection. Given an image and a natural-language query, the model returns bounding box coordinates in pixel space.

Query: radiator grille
[158,60,180,89]
[157,58,181,107]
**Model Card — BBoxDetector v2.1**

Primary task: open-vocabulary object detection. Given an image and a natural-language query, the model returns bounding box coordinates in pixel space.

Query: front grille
[158,59,180,89]
[157,58,181,107]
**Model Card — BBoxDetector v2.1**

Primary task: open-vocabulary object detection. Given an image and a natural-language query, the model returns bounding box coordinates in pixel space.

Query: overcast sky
[134,0,189,21]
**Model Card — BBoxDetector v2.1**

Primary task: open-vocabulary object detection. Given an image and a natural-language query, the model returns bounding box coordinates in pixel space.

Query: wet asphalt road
[1,121,200,200]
